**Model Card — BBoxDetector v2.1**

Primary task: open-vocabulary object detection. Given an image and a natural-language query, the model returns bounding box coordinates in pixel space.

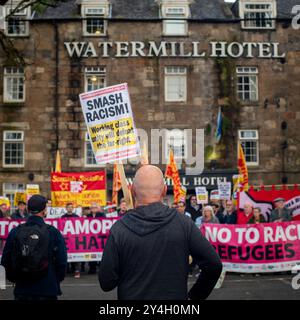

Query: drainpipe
[53,20,59,160]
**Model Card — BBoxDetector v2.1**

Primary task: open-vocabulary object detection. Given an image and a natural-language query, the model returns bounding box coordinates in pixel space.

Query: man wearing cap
[11,201,29,220]
[270,198,292,223]
[1,195,67,300]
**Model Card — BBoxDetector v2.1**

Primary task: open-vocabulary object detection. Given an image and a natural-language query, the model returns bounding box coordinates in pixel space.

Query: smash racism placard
[79,83,141,164]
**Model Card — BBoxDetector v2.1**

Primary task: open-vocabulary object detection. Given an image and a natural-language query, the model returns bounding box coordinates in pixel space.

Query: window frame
[236,67,259,102]
[240,2,276,30]
[4,5,30,37]
[84,66,106,92]
[165,129,188,161]
[164,66,187,102]
[238,129,259,166]
[3,67,26,103]
[84,132,101,167]
[162,5,189,36]
[82,5,108,37]
[3,130,25,168]
[3,183,26,214]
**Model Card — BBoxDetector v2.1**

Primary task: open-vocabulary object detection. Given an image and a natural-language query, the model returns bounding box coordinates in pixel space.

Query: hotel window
[236,67,258,102]
[239,130,259,166]
[82,6,108,36]
[162,6,189,36]
[165,66,187,102]
[3,183,26,214]
[4,6,30,36]
[3,67,25,103]
[84,67,106,92]
[85,132,99,167]
[165,130,187,160]
[241,2,276,29]
[3,131,25,168]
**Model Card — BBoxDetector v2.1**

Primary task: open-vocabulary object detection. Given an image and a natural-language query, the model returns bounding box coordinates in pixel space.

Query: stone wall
[0,19,299,197]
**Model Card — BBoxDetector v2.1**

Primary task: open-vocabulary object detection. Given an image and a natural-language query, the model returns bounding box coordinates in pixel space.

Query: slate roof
[34,0,297,20]
[34,0,235,20]
[231,0,299,19]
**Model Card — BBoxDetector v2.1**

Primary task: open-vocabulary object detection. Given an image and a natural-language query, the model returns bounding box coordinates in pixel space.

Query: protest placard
[79,83,141,164]
[195,187,208,204]
[210,189,220,201]
[14,192,26,206]
[47,207,83,219]
[179,186,187,202]
[218,182,232,200]
[26,184,40,201]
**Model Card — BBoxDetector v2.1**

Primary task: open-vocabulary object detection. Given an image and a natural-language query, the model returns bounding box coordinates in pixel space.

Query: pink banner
[201,221,300,273]
[0,218,118,262]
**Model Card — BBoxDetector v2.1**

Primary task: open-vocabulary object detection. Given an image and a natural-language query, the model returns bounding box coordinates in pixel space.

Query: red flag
[238,142,249,190]
[165,150,181,203]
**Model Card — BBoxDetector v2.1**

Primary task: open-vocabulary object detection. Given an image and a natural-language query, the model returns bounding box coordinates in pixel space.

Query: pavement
[1,272,300,300]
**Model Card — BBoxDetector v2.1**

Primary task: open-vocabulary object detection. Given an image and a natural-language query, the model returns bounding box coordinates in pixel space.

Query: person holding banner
[87,203,106,219]
[249,207,266,224]
[99,165,222,300]
[87,203,106,275]
[11,201,28,220]
[223,200,237,225]
[237,202,254,224]
[270,197,292,223]
[195,206,220,228]
[61,203,81,278]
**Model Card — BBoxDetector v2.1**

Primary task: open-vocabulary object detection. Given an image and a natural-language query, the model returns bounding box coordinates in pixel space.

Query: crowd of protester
[172,195,293,226]
[0,193,293,281]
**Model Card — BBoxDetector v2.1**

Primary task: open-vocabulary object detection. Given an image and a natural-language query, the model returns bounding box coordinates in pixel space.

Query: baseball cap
[27,195,47,214]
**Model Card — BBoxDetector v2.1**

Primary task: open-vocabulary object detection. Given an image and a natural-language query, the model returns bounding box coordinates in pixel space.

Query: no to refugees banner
[0,218,117,262]
[79,83,141,164]
[201,222,300,273]
[51,171,106,207]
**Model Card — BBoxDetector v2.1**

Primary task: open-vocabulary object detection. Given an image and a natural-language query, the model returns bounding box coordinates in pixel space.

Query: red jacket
[237,211,254,224]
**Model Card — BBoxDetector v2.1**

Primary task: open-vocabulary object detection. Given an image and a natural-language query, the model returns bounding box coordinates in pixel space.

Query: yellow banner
[51,190,106,207]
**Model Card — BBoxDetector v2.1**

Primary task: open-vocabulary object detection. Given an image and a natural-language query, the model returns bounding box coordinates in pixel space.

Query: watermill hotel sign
[64,41,286,59]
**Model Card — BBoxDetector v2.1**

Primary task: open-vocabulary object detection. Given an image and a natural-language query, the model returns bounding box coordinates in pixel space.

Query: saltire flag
[238,142,249,190]
[215,107,223,143]
[112,163,122,205]
[165,149,181,203]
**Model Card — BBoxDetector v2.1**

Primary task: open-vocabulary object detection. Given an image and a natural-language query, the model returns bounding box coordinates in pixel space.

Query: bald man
[99,165,222,300]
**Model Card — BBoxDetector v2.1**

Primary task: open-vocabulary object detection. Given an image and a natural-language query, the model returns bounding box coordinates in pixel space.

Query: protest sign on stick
[218,182,232,200]
[79,83,141,164]
[195,187,208,204]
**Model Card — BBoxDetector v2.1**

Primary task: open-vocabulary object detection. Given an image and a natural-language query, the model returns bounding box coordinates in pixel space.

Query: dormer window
[81,3,109,36]
[161,5,190,36]
[240,1,276,29]
[4,4,31,37]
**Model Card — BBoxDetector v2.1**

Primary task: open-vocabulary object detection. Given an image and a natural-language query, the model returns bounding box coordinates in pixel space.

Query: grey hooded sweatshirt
[99,202,222,300]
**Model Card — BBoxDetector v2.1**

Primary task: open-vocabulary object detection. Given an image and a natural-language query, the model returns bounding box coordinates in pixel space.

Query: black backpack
[9,223,50,282]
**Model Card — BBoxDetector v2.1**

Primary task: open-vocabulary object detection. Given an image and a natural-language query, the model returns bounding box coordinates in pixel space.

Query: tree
[0,0,65,65]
